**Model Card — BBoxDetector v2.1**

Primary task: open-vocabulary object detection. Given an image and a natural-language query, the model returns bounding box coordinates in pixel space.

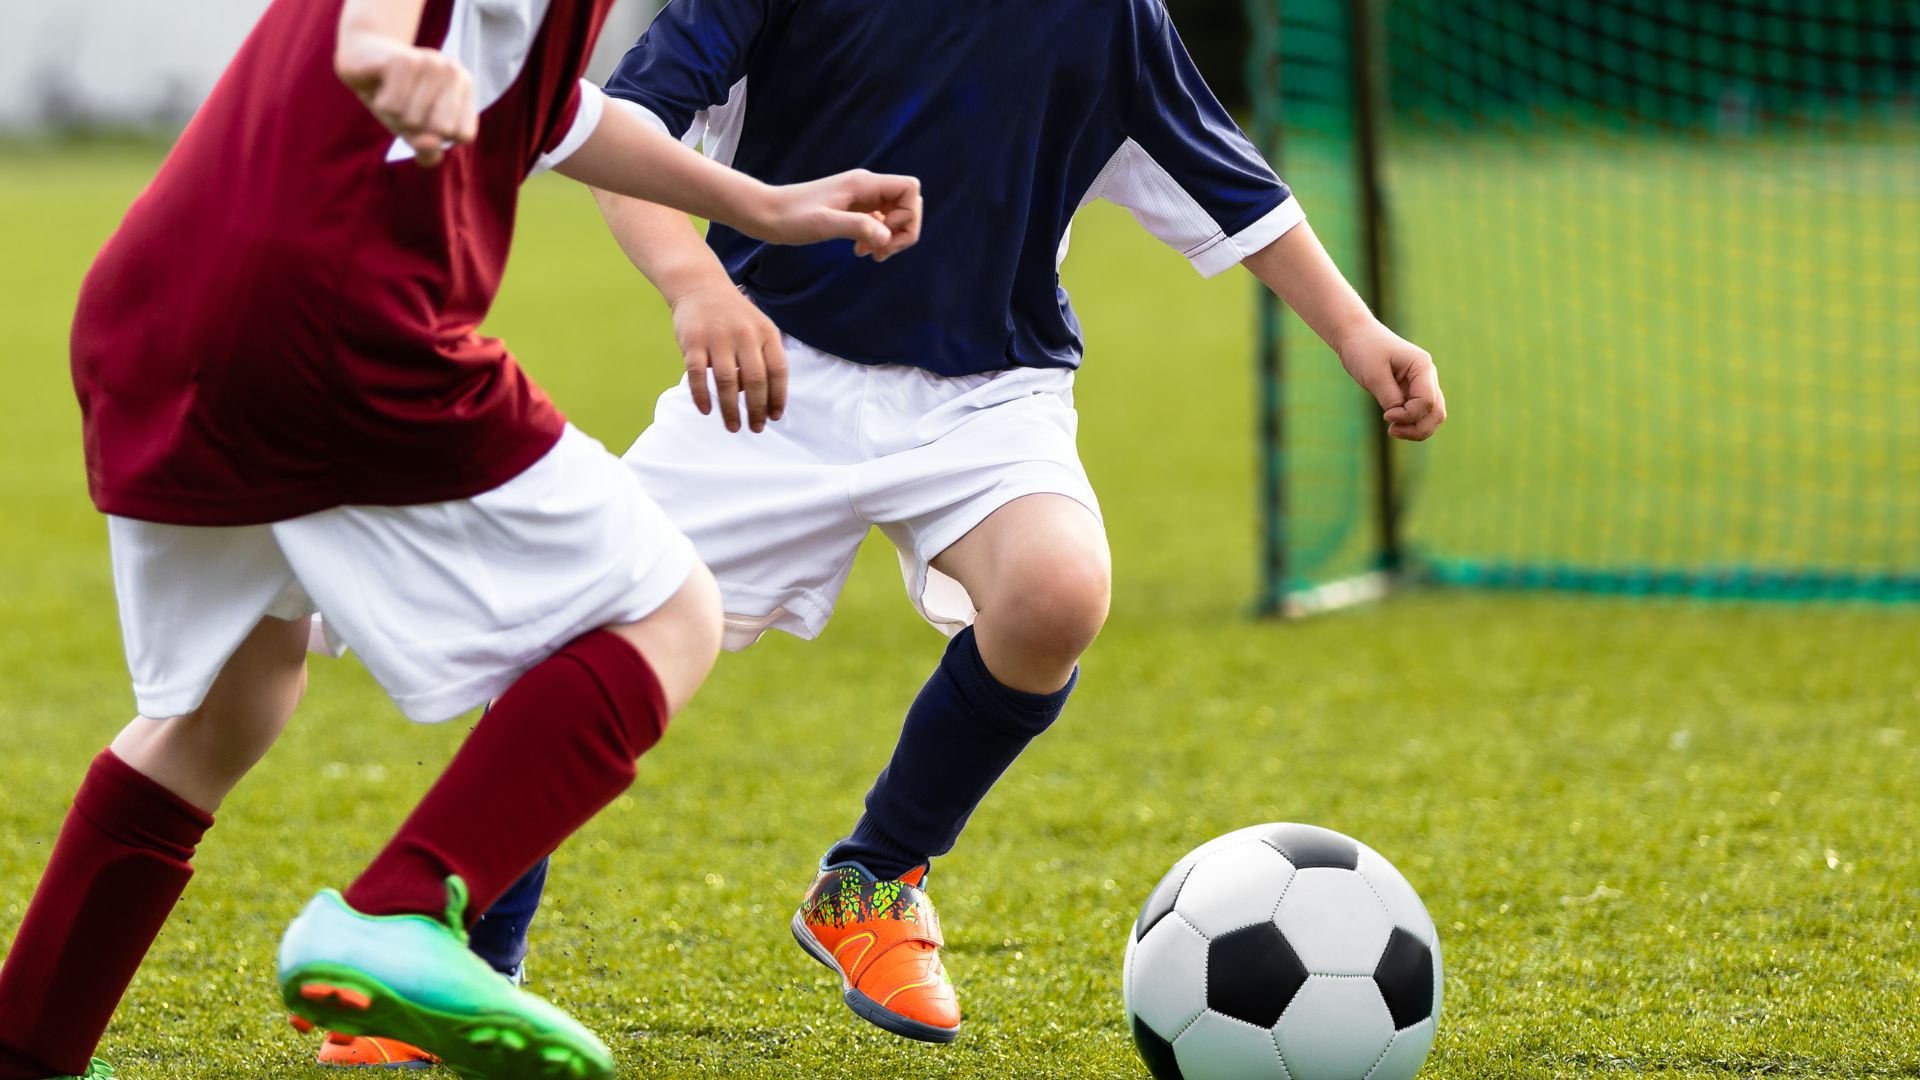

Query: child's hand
[672,284,788,433]
[336,34,477,167]
[752,171,923,260]
[1337,322,1448,441]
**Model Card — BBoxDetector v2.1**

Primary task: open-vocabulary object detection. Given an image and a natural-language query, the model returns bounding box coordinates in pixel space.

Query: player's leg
[106,615,312,811]
[848,492,1108,853]
[789,358,1105,1042]
[793,496,1108,1042]
[334,561,721,911]
[277,567,721,1078]
[306,745,552,1069]
[0,615,310,1080]
[835,492,1108,872]
[264,428,723,1078]
[305,348,869,1069]
[467,856,550,983]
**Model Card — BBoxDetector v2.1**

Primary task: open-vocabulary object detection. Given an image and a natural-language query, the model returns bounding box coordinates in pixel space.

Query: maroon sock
[346,630,669,923]
[0,750,214,1080]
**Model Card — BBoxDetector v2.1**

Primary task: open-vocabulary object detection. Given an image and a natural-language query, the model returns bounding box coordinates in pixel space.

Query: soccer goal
[1248,0,1920,616]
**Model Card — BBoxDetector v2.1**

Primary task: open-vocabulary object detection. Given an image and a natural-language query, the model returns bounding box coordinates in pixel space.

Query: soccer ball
[1123,823,1442,1080]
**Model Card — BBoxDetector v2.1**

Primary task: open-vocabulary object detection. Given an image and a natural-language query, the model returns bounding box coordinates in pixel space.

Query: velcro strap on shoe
[888,884,944,947]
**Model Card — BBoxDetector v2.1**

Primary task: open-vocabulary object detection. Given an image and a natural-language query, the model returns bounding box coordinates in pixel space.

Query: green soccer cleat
[278,878,615,1080]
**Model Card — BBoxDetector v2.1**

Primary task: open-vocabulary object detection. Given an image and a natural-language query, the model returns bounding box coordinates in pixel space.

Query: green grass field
[1,143,1916,1078]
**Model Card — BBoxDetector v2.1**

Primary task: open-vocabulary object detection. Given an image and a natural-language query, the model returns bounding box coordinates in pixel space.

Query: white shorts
[110,425,697,723]
[625,337,1102,650]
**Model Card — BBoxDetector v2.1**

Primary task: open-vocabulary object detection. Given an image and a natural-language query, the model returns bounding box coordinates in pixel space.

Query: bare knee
[932,495,1112,691]
[111,615,310,812]
[988,555,1112,664]
[606,561,723,717]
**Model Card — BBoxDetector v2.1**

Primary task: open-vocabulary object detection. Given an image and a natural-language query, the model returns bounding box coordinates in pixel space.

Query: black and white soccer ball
[1124,823,1442,1080]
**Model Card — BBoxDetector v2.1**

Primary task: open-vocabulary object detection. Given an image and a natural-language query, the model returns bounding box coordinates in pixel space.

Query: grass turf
[0,143,1916,1078]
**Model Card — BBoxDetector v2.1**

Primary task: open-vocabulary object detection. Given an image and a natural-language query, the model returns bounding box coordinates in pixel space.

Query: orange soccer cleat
[790,861,961,1043]
[288,1014,438,1070]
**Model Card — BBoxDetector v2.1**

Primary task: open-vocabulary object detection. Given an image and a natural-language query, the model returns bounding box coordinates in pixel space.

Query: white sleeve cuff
[532,80,609,175]
[1187,197,1308,278]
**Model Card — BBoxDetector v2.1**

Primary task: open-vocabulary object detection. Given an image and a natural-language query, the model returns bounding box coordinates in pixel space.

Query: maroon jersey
[72,0,616,525]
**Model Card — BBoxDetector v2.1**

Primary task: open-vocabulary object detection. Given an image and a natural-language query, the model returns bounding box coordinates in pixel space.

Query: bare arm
[335,0,476,166]
[559,103,921,258]
[1245,223,1447,441]
[591,187,791,434]
[594,188,733,310]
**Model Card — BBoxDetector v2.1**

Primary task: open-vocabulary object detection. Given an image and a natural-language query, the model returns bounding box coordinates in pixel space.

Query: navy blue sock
[828,626,1076,880]
[468,855,549,977]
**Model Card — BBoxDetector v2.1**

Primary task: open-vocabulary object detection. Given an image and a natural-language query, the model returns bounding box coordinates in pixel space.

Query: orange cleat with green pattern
[790,861,960,1043]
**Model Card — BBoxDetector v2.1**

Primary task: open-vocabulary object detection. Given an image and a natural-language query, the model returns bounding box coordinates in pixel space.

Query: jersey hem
[88,426,567,528]
[745,306,1086,377]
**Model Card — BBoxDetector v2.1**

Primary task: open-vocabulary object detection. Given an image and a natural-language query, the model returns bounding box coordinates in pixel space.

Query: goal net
[1250,0,1920,612]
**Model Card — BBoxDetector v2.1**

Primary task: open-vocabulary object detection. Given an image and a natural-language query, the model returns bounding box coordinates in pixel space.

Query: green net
[1252,0,1920,609]
[1249,0,1395,614]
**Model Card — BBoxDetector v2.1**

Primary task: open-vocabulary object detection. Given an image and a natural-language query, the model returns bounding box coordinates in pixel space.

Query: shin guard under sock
[830,626,1076,880]
[345,631,667,923]
[0,750,214,1079]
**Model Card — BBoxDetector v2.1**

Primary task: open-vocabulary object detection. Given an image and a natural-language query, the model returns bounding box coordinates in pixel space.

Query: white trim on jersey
[694,78,749,167]
[1196,197,1307,276]
[531,79,608,174]
[1082,137,1305,278]
[388,0,560,165]
[618,78,749,165]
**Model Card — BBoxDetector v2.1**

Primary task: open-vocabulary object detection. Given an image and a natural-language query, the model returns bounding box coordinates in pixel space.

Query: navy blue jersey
[606,0,1300,376]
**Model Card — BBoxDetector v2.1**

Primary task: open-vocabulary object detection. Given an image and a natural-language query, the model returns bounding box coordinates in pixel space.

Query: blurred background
[0,0,1303,130]
[0,0,1254,130]
[17,0,1908,612]
[0,0,661,131]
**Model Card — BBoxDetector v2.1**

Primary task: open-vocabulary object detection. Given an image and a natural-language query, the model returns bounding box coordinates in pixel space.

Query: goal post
[1248,0,1400,616]
[1249,0,1920,615]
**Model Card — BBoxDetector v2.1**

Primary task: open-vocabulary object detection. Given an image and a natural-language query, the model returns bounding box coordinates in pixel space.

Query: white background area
[0,0,660,132]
